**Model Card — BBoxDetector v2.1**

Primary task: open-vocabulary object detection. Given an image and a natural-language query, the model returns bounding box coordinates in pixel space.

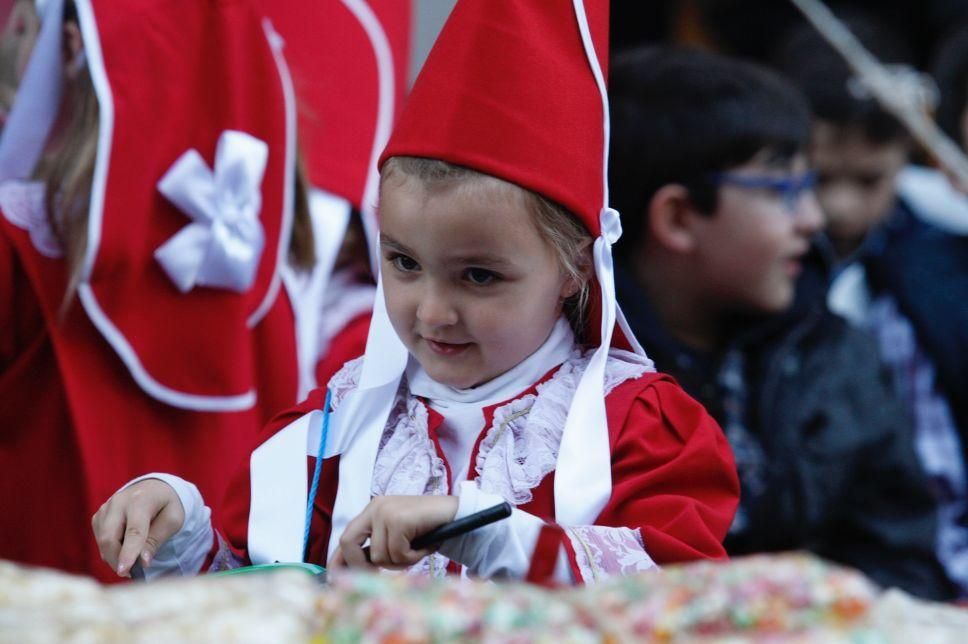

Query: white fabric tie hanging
[155,130,268,293]
[554,206,623,526]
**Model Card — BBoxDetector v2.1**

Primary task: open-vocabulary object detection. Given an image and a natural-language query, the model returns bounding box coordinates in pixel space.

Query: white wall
[409,0,457,86]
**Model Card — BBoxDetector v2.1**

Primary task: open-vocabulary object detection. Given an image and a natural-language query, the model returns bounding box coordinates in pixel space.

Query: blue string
[303,388,333,561]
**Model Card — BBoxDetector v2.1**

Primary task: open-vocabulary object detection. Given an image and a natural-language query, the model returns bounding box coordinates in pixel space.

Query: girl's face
[379,173,576,389]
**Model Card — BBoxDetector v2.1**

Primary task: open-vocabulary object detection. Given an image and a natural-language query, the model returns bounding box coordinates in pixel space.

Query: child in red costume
[0,0,301,581]
[94,0,738,584]
[266,0,413,397]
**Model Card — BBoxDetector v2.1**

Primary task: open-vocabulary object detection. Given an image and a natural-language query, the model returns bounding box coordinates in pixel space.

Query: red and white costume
[266,0,412,398]
[132,0,740,583]
[144,318,736,583]
[0,0,299,581]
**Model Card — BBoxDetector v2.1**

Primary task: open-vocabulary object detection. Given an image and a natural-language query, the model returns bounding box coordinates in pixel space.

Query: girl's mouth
[425,338,472,356]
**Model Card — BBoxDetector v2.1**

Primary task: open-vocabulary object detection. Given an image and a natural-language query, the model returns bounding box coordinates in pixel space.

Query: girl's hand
[91,479,185,577]
[330,495,458,570]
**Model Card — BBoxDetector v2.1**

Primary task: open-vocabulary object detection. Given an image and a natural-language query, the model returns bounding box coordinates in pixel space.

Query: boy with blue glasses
[778,16,968,599]
[609,46,953,600]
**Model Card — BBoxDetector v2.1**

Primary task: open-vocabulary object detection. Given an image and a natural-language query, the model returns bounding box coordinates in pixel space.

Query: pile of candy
[2,553,965,643]
[315,553,881,642]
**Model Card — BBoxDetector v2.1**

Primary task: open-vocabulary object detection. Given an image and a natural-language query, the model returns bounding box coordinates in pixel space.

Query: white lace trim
[326,356,364,408]
[0,180,62,258]
[371,396,448,497]
[473,348,653,506]
[565,525,659,584]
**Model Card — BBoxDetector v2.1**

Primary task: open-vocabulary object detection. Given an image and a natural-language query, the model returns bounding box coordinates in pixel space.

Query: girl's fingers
[116,507,154,577]
[327,547,346,568]
[338,511,376,570]
[92,502,126,573]
[92,480,184,577]
[367,515,389,567]
[139,502,184,570]
[387,528,420,567]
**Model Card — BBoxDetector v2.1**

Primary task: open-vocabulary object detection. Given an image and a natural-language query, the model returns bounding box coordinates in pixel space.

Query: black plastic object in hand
[362,501,513,562]
[410,501,513,550]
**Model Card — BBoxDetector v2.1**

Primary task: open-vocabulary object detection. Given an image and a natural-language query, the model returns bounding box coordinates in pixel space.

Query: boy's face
[378,173,574,389]
[810,121,908,256]
[691,153,824,315]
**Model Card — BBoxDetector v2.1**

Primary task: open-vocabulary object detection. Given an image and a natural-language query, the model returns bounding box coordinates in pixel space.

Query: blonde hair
[35,57,98,314]
[380,156,593,339]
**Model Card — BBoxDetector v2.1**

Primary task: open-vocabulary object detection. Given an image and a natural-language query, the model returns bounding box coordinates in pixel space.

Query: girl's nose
[416,287,459,327]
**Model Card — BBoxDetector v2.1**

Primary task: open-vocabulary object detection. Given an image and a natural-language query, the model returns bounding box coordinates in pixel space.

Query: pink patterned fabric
[207,533,246,573]
[565,525,659,583]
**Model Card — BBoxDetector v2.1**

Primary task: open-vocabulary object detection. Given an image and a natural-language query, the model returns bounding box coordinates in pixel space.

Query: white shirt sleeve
[437,481,573,583]
[122,473,214,580]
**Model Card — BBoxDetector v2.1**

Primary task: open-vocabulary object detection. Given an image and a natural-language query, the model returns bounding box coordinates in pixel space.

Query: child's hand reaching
[91,479,185,577]
[330,495,459,570]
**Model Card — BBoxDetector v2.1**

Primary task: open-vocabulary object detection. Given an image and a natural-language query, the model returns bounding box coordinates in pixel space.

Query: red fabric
[260,0,410,209]
[0,1,13,29]
[526,523,567,586]
[314,312,371,390]
[380,0,609,236]
[213,369,739,575]
[600,375,739,563]
[0,221,298,582]
[82,0,291,400]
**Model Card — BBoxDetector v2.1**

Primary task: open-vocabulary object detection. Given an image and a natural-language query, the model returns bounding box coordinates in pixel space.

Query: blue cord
[303,388,333,561]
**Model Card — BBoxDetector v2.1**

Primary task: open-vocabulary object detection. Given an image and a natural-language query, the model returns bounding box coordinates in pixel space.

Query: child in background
[609,47,953,600]
[310,208,374,387]
[92,0,739,584]
[269,0,413,397]
[0,0,302,581]
[776,17,968,598]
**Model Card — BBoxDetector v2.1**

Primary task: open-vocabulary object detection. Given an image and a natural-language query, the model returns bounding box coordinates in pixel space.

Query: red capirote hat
[261,0,410,213]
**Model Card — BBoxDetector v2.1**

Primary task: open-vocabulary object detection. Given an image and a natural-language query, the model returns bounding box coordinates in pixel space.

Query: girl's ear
[62,21,83,79]
[647,184,699,253]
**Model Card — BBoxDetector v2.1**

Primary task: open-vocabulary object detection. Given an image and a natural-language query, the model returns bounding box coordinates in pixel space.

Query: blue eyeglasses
[708,171,818,212]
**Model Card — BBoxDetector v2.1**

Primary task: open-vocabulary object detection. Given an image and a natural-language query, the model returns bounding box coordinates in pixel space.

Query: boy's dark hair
[931,20,968,147]
[609,47,810,254]
[773,12,913,145]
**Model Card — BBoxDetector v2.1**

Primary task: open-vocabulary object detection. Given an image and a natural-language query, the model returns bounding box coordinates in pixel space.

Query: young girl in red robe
[0,0,301,581]
[93,0,739,584]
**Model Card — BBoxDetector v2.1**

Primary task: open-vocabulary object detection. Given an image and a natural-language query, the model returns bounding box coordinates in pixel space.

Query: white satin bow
[155,130,268,294]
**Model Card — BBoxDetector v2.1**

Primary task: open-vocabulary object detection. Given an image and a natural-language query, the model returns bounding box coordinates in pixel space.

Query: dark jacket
[862,200,968,466]
[616,241,955,600]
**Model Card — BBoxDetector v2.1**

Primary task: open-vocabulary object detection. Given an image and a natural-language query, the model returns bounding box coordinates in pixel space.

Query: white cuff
[122,473,214,579]
[438,481,572,582]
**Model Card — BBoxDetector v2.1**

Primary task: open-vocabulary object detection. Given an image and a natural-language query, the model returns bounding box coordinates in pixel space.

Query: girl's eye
[391,254,420,272]
[465,267,497,285]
